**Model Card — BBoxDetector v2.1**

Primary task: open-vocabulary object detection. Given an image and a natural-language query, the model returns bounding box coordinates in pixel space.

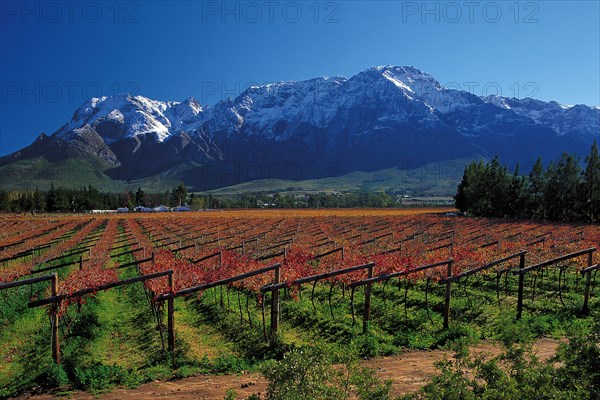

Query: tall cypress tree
[543,154,583,222]
[559,154,583,221]
[455,163,472,212]
[543,161,560,221]
[34,187,46,212]
[528,157,545,219]
[488,157,511,217]
[508,163,527,218]
[135,187,146,207]
[46,183,58,212]
[459,161,489,216]
[176,183,188,206]
[583,141,600,221]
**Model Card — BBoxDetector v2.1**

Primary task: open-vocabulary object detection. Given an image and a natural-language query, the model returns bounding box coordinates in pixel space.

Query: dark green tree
[551,153,582,221]
[507,164,528,218]
[458,161,490,216]
[455,166,470,212]
[527,157,545,219]
[0,190,9,211]
[161,190,170,206]
[488,157,511,217]
[583,141,600,221]
[85,184,102,209]
[126,190,135,209]
[135,187,146,207]
[543,161,560,220]
[33,187,46,212]
[18,191,34,212]
[46,183,68,212]
[46,183,58,211]
[176,183,187,206]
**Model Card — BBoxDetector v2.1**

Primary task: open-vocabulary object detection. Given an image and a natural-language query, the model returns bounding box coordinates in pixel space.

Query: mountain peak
[184,96,200,104]
[2,65,598,191]
[360,65,438,81]
[35,132,49,142]
[368,65,427,75]
[350,65,444,102]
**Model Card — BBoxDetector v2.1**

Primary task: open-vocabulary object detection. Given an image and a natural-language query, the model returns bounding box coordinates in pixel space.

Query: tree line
[0,183,189,213]
[201,191,401,209]
[455,142,600,222]
[0,183,403,213]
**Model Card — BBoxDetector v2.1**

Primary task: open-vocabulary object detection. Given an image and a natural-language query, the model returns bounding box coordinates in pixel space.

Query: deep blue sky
[1,0,599,156]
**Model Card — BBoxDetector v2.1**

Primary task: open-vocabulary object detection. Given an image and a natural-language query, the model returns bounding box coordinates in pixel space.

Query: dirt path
[26,339,560,400]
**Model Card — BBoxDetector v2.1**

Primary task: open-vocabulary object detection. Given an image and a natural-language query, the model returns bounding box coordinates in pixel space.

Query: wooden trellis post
[514,248,595,319]
[443,260,453,329]
[363,264,374,333]
[517,253,525,319]
[29,270,174,364]
[51,273,59,363]
[167,272,175,352]
[270,265,281,338]
[262,263,374,337]
[582,252,596,315]
[1,274,62,364]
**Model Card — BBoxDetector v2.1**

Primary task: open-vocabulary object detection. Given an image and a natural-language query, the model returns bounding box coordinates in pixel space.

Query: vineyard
[1,209,599,397]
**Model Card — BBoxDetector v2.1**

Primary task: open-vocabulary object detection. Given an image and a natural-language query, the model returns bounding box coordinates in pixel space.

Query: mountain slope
[2,66,598,192]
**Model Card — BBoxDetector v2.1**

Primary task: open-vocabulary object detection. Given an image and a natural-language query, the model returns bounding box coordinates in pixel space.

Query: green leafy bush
[262,346,345,400]
[261,345,394,400]
[73,364,125,390]
[224,388,239,399]
[39,362,70,388]
[212,353,250,373]
[353,331,381,358]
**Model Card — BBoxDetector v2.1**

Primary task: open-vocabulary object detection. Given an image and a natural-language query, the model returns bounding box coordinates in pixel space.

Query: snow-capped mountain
[483,96,600,138]
[2,66,598,190]
[60,94,204,144]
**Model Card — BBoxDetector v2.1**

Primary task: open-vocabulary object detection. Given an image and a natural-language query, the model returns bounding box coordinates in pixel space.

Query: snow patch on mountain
[51,66,599,148]
[382,70,415,94]
[57,94,205,143]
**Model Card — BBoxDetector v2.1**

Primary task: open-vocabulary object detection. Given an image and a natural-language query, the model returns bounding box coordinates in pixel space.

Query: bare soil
[24,339,560,400]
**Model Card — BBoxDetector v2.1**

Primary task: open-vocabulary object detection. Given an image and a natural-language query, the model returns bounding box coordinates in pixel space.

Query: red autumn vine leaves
[1,212,598,314]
